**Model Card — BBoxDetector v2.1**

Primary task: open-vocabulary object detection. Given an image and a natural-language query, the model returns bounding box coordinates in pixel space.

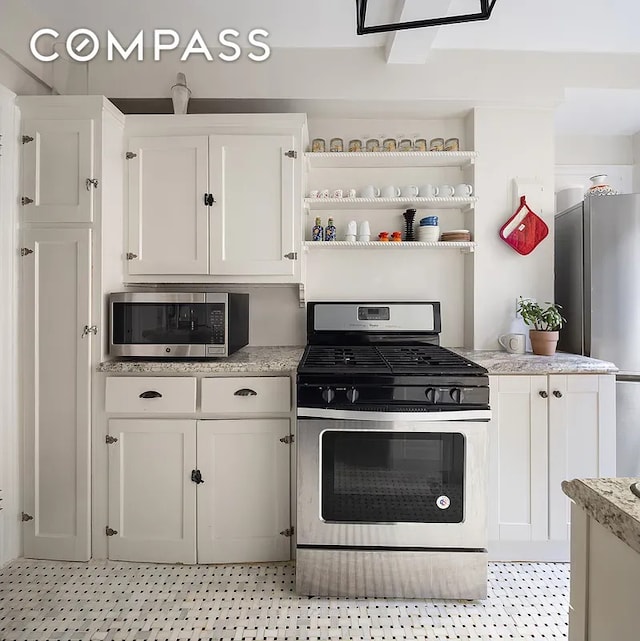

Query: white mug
[359,185,380,198]
[454,183,473,197]
[318,188,330,198]
[347,188,357,198]
[357,220,371,242]
[332,189,344,198]
[380,185,401,198]
[438,184,455,198]
[400,185,419,198]
[419,184,439,198]
[499,333,526,354]
[308,190,319,198]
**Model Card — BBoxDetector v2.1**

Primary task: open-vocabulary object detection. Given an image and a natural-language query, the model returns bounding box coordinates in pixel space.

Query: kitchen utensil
[498,333,526,354]
[403,208,416,241]
[380,185,401,198]
[420,216,439,226]
[419,184,439,197]
[359,185,380,198]
[418,227,440,242]
[438,184,455,197]
[499,195,548,255]
[400,185,419,198]
[454,184,473,197]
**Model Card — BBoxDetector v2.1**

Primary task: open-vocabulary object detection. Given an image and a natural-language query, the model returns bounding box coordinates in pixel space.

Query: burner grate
[299,345,390,373]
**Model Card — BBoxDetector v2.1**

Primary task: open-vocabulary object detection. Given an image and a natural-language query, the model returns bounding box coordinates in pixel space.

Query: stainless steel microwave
[109,292,249,358]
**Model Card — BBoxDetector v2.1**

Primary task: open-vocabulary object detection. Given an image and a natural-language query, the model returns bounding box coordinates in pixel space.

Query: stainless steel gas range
[295,302,491,600]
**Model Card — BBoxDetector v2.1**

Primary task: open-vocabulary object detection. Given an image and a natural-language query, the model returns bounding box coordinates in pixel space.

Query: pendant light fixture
[356,0,499,35]
[171,72,191,114]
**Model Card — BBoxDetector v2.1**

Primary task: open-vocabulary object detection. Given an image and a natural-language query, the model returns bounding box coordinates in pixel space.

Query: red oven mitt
[499,195,548,255]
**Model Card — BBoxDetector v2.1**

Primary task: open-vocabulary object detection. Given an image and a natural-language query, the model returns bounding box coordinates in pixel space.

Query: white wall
[473,108,556,350]
[0,84,20,566]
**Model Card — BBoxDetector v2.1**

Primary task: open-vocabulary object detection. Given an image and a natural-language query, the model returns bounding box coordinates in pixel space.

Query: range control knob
[425,388,440,404]
[321,387,335,404]
[346,388,359,403]
[450,388,464,404]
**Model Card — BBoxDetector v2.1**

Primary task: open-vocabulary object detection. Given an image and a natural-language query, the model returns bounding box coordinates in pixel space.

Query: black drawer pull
[234,388,257,397]
[139,390,162,399]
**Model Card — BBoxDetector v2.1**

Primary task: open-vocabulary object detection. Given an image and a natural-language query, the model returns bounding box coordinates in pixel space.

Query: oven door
[297,413,487,550]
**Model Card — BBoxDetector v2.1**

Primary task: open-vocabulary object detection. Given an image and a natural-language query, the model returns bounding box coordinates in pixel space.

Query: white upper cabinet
[22,119,94,223]
[209,134,297,276]
[127,136,209,274]
[123,114,306,282]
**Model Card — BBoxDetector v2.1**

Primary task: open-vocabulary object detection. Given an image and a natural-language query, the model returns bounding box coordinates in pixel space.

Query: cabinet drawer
[106,377,197,414]
[201,377,290,414]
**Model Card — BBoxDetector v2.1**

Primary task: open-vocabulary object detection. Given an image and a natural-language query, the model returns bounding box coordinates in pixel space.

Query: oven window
[112,303,225,345]
[321,431,464,524]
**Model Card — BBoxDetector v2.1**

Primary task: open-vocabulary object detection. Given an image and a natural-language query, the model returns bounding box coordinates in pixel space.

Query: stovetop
[297,344,487,376]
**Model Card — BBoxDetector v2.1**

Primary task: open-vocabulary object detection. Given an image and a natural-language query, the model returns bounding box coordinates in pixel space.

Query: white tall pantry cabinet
[18,97,124,561]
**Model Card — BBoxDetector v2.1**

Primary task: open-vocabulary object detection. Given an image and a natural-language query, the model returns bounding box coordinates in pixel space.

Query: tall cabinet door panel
[488,375,549,544]
[548,374,616,542]
[127,136,209,275]
[22,119,94,223]
[107,419,197,563]
[197,419,290,563]
[209,134,297,276]
[22,228,92,561]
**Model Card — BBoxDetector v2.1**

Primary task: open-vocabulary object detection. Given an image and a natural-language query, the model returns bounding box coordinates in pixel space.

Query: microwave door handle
[234,388,257,397]
[139,390,163,399]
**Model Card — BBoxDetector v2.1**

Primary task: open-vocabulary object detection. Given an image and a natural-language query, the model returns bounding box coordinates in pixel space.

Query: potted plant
[517,297,566,356]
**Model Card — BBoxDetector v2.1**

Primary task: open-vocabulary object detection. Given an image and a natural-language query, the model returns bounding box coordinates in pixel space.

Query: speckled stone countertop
[450,349,618,374]
[97,346,305,374]
[563,478,640,554]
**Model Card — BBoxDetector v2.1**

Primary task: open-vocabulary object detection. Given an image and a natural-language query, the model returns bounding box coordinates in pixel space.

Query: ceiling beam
[385,0,452,65]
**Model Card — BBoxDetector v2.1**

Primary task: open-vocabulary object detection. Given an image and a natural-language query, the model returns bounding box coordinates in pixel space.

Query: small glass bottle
[324,217,336,241]
[312,217,324,241]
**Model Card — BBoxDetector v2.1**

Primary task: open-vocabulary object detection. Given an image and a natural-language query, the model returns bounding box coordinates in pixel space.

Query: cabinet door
[107,419,197,563]
[209,134,298,276]
[488,375,549,543]
[22,119,94,223]
[548,374,616,542]
[127,136,209,275]
[197,419,291,563]
[22,228,92,561]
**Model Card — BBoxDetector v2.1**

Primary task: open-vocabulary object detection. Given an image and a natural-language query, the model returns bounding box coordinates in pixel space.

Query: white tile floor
[0,560,569,641]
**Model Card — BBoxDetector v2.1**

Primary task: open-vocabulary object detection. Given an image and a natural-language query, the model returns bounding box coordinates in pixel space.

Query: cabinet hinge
[106,526,118,536]
[125,152,137,159]
[105,435,118,444]
[284,150,298,159]
[86,178,99,191]
[126,252,138,260]
[21,512,34,522]
[280,527,294,537]
[21,196,34,205]
[279,434,294,445]
[22,135,34,144]
[82,325,98,338]
[284,252,298,260]
[20,247,34,257]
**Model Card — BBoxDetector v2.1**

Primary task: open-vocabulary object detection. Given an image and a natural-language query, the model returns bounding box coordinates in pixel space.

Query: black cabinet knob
[553,390,563,398]
[539,390,548,398]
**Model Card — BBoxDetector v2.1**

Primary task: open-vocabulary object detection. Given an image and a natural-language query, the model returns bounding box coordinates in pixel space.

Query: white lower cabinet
[107,419,197,563]
[488,374,616,561]
[107,414,291,564]
[197,419,291,563]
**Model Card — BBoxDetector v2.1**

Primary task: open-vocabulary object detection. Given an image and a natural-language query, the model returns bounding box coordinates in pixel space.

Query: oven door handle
[297,407,492,422]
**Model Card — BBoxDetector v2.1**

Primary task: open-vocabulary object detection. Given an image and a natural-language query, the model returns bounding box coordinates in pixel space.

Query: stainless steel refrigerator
[555,194,640,476]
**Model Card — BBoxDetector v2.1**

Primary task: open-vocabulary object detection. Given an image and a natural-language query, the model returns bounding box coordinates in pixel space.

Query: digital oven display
[357,307,390,321]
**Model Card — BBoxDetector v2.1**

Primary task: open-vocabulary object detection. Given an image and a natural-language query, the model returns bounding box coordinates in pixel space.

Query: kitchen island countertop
[450,349,617,374]
[97,346,305,374]
[562,477,640,555]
